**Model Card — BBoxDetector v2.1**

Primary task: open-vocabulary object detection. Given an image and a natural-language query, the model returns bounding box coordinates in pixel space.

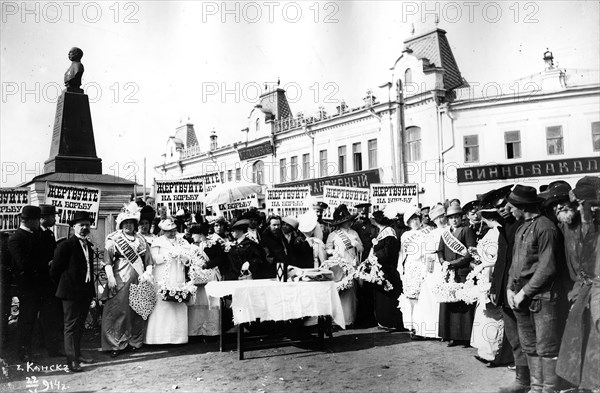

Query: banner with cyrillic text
[45,183,101,228]
[155,179,206,216]
[265,187,311,217]
[0,188,29,232]
[322,186,370,219]
[370,184,419,212]
[214,194,259,221]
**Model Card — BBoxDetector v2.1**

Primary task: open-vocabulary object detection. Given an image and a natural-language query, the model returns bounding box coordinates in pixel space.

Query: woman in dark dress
[370,211,405,330]
[436,205,477,347]
[226,219,268,280]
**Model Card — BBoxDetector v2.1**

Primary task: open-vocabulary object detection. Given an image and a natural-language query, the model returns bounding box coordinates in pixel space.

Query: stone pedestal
[44,89,102,174]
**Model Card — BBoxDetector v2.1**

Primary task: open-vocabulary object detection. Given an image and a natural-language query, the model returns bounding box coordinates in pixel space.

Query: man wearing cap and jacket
[50,211,96,372]
[506,185,568,393]
[8,205,47,362]
[38,204,65,357]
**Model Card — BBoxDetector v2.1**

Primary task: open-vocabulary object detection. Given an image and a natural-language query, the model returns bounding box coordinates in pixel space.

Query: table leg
[219,297,225,352]
[237,323,245,360]
[326,316,333,338]
[317,316,324,347]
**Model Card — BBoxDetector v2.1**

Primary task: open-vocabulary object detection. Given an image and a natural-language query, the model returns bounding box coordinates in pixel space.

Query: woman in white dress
[469,207,506,363]
[145,218,191,345]
[398,207,435,337]
[412,205,447,339]
[298,210,326,268]
[325,204,363,327]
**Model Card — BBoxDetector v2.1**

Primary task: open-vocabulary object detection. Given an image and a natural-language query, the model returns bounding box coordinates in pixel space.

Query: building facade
[156,28,600,209]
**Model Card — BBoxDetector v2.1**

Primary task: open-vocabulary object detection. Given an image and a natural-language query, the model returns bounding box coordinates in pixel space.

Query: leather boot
[526,355,543,393]
[498,365,530,393]
[541,357,559,393]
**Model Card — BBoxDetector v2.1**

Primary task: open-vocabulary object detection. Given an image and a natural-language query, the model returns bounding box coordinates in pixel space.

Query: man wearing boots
[486,185,530,393]
[506,185,567,393]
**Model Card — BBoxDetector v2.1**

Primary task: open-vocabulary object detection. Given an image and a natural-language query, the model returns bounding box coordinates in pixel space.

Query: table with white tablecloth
[205,279,345,359]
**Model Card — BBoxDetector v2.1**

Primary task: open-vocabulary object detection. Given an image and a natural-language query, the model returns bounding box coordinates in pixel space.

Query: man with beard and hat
[556,175,600,392]
[540,181,572,225]
[50,211,97,372]
[351,203,378,262]
[8,205,47,362]
[506,185,568,393]
[260,215,287,278]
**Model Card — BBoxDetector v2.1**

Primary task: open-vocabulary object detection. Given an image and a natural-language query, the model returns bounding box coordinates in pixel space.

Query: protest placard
[155,179,205,216]
[0,188,29,232]
[322,185,370,219]
[370,184,419,212]
[45,183,101,228]
[213,194,259,221]
[265,187,311,217]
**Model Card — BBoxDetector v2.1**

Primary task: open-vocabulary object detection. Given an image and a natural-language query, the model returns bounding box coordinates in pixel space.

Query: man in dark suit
[50,211,96,372]
[38,204,64,357]
[7,206,45,361]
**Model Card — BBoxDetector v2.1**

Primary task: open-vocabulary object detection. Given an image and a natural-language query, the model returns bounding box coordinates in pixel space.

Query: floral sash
[441,228,468,257]
[335,229,353,250]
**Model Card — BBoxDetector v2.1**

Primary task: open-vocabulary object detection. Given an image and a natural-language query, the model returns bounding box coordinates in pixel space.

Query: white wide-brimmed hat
[298,210,318,233]
[116,202,140,229]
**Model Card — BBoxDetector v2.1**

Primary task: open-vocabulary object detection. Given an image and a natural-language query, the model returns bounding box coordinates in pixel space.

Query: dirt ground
[1,322,513,393]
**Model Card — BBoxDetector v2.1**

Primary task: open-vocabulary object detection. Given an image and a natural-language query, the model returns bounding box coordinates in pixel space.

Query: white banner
[265,187,311,217]
[370,184,419,212]
[155,179,208,216]
[45,183,101,228]
[0,188,29,232]
[322,185,370,219]
[214,194,259,221]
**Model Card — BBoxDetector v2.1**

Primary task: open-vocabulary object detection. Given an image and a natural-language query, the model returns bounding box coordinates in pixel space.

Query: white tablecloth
[205,279,345,328]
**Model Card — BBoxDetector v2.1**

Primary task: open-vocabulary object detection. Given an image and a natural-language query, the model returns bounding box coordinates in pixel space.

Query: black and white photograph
[1,1,599,392]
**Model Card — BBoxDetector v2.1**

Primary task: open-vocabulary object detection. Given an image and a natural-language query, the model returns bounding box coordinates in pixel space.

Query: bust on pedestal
[44,47,102,175]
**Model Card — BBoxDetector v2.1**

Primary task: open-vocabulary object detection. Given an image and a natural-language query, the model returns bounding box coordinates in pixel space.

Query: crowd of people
[1,175,598,393]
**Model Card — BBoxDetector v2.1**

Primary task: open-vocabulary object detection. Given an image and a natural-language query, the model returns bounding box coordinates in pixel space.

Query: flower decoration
[321,255,356,292]
[354,253,393,291]
[430,262,489,304]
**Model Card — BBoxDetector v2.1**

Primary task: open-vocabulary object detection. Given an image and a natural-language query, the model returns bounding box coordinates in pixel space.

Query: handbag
[129,280,157,320]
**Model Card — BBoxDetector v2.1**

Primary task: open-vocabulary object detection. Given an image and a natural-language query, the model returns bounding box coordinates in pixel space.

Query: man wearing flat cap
[38,204,65,357]
[506,185,567,393]
[8,205,46,362]
[312,201,330,242]
[50,211,96,372]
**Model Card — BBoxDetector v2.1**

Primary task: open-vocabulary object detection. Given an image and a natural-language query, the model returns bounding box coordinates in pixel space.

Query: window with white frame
[546,126,564,155]
[338,146,346,174]
[290,156,298,181]
[252,160,264,185]
[464,135,479,163]
[368,139,377,168]
[227,169,233,182]
[406,127,421,161]
[353,142,362,171]
[280,158,287,182]
[319,150,328,177]
[505,130,521,159]
[302,153,310,179]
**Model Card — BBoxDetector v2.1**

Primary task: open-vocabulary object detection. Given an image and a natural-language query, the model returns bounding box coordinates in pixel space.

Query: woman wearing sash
[398,208,435,337]
[102,203,153,358]
[370,210,404,330]
[437,205,477,347]
[145,218,191,345]
[414,205,447,339]
[325,204,363,327]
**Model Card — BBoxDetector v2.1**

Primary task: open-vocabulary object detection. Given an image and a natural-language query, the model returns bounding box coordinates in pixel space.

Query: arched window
[404,68,413,85]
[406,126,421,161]
[255,118,260,133]
[252,160,264,185]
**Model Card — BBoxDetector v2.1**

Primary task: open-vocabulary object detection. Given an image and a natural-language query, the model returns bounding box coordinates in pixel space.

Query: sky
[1,0,599,188]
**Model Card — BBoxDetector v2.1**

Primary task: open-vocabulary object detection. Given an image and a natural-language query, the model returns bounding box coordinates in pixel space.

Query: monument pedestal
[44,89,102,174]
